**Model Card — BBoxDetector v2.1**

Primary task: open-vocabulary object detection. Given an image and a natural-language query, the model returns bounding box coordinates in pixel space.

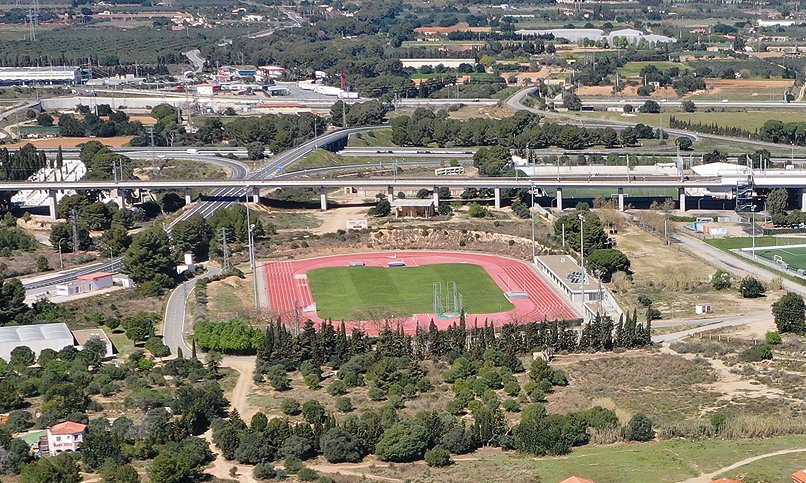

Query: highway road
[19,126,385,298]
[0,175,727,191]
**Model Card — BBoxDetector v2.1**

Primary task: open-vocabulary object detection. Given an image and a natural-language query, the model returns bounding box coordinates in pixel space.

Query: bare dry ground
[4,135,134,148]
[448,105,517,120]
[611,224,778,320]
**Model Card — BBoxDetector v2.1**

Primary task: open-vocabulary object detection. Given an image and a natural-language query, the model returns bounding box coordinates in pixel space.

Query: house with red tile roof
[45,422,87,455]
[560,477,596,483]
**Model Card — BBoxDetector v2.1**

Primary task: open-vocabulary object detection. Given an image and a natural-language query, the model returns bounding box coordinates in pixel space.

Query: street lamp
[530,182,536,260]
[58,238,67,269]
[578,213,586,319]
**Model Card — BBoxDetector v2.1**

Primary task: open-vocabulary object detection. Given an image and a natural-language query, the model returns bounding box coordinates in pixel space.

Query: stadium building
[0,66,81,85]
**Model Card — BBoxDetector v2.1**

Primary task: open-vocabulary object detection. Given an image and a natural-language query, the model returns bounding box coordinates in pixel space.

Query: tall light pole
[530,181,536,260]
[751,211,756,259]
[58,238,66,269]
[578,213,586,318]
[245,197,258,312]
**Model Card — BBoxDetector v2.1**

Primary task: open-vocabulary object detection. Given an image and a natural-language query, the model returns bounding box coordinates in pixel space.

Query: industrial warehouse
[0,323,114,361]
[0,66,81,85]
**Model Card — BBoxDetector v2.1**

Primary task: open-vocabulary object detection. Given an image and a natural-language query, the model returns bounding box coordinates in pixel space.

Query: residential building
[72,329,114,358]
[46,422,87,455]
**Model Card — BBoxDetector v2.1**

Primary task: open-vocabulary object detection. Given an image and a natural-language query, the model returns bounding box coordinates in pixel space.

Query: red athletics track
[262,251,578,335]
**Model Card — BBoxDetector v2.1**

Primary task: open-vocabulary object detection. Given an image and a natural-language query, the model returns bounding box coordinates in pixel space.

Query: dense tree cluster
[0,214,36,255]
[208,311,652,469]
[330,100,388,128]
[194,319,265,354]
[0,144,49,212]
[391,109,657,150]
[131,104,326,150]
[57,105,144,138]
[254,313,649,385]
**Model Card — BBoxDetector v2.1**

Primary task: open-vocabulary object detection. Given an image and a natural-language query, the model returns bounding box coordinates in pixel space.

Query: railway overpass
[0,174,737,214]
[9,167,806,215]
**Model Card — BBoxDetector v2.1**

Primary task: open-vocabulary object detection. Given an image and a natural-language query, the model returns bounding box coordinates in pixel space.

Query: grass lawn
[705,236,806,251]
[307,263,513,320]
[346,129,394,147]
[755,245,806,271]
[206,276,254,320]
[717,450,806,482]
[561,186,678,199]
[107,329,135,359]
[288,149,389,173]
[355,435,806,483]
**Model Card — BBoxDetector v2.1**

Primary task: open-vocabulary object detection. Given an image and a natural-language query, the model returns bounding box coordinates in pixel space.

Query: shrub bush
[739,344,773,362]
[424,445,452,467]
[766,331,783,345]
[297,468,318,481]
[280,398,301,416]
[335,397,353,413]
[624,413,654,441]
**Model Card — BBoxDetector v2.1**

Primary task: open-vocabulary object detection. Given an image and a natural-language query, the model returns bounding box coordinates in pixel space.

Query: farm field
[577,110,805,132]
[306,263,513,320]
[619,61,690,76]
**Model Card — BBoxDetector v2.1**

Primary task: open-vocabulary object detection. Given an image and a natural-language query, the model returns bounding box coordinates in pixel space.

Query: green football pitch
[306,263,514,320]
[755,245,806,271]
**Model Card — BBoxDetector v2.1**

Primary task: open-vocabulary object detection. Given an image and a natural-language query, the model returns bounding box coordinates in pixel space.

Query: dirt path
[223,355,257,420]
[680,448,806,483]
[308,461,403,482]
[309,455,480,482]
[202,428,258,483]
[202,356,258,482]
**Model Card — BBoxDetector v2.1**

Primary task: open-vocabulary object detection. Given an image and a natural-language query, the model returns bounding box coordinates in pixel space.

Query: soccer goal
[773,254,784,264]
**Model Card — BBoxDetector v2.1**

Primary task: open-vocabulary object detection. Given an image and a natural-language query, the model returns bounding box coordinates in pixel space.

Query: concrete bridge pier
[494,188,502,209]
[556,188,563,211]
[185,188,193,205]
[432,187,439,208]
[251,187,260,204]
[320,188,328,211]
[618,187,625,212]
[46,189,57,220]
[679,187,687,212]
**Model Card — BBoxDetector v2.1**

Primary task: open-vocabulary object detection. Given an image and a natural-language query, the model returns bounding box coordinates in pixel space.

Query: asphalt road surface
[163,265,221,357]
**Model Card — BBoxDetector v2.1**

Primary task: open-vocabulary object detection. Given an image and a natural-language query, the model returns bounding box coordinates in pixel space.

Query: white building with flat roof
[0,323,75,361]
[0,67,80,85]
